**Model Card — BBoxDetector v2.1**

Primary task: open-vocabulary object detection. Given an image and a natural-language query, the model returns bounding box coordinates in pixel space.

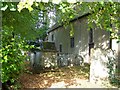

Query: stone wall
[90,48,117,85]
[42,51,57,68]
[57,53,84,67]
[30,51,57,73]
[30,51,85,73]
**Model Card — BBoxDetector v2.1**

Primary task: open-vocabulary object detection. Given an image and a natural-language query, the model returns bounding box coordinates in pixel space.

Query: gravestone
[30,52,35,68]
[90,48,117,85]
[57,53,84,67]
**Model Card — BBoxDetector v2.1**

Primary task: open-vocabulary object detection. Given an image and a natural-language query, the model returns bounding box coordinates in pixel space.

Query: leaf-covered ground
[19,62,117,89]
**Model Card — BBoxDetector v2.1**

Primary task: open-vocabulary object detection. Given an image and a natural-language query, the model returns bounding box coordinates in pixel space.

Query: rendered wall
[48,16,110,63]
[47,14,119,85]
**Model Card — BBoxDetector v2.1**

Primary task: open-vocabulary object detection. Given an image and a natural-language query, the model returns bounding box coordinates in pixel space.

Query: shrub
[1,29,27,89]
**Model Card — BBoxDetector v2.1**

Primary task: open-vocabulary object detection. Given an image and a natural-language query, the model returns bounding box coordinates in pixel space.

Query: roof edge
[47,12,91,34]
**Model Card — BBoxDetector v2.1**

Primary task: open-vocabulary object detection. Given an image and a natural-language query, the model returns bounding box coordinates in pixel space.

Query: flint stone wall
[57,53,84,67]
[30,51,57,73]
[90,48,117,85]
[42,51,57,68]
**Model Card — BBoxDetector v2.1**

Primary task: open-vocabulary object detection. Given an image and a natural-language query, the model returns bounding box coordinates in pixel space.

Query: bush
[1,29,27,89]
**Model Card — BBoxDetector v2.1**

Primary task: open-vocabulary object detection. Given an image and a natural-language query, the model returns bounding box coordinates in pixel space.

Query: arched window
[89,28,94,56]
[51,34,54,41]
[59,44,62,52]
[70,37,74,48]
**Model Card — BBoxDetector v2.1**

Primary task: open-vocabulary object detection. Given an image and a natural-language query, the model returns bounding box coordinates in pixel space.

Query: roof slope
[47,5,90,33]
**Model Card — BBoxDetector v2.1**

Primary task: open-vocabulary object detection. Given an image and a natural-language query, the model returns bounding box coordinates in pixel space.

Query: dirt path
[19,65,117,89]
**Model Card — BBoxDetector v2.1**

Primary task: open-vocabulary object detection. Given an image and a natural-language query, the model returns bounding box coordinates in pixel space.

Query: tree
[87,2,120,41]
[1,2,40,89]
[1,1,120,89]
[17,1,120,41]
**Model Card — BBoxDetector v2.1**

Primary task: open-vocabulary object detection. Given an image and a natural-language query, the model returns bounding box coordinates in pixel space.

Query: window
[70,37,74,48]
[59,44,62,52]
[89,28,93,43]
[89,28,94,56]
[51,34,54,41]
[109,32,112,49]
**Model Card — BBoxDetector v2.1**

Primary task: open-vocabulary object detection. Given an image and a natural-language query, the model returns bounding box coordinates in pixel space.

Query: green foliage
[1,1,120,89]
[16,1,120,41]
[1,2,17,11]
[1,29,34,89]
[70,23,74,37]
[1,2,39,89]
[2,4,39,40]
[87,2,120,41]
[107,52,120,87]
[1,29,25,83]
[56,2,78,26]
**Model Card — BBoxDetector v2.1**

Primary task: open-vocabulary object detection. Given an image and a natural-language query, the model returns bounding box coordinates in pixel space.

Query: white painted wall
[47,15,110,63]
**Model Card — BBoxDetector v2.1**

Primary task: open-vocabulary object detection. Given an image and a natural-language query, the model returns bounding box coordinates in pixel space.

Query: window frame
[59,44,62,52]
[70,37,74,48]
[51,34,54,41]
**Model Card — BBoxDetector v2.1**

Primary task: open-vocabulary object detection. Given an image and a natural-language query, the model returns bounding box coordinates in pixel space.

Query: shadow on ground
[19,62,90,89]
